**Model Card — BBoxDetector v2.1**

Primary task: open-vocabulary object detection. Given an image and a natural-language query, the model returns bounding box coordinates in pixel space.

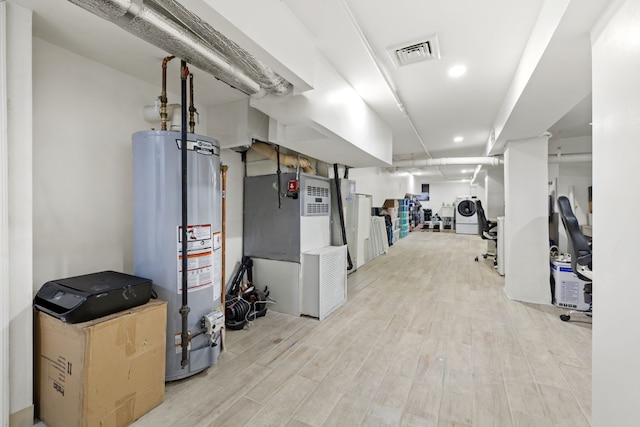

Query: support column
[1,2,34,426]
[503,135,550,304]
[592,1,640,423]
[0,3,9,425]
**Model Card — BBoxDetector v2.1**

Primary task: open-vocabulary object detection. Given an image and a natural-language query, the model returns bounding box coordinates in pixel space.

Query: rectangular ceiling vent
[389,35,441,67]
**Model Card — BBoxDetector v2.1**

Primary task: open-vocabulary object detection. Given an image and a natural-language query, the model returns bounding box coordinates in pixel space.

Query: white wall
[3,3,33,424]
[217,149,245,286]
[422,181,481,214]
[347,168,484,216]
[32,39,211,286]
[348,167,417,206]
[557,163,592,223]
[592,1,640,423]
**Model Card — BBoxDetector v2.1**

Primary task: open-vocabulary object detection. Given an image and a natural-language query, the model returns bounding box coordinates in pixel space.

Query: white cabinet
[301,245,347,320]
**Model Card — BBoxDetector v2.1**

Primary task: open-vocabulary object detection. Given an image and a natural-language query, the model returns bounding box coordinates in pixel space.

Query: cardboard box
[382,199,399,208]
[550,260,591,311]
[35,300,167,427]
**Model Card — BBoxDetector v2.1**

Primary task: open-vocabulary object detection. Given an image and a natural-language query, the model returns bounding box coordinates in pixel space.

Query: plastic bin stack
[399,199,409,238]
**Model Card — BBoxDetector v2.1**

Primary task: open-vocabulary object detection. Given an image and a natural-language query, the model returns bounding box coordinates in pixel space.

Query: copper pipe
[220,165,228,316]
[189,73,197,133]
[160,55,175,131]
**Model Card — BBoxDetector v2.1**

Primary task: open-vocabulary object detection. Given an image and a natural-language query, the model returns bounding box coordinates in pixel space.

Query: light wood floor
[132,231,592,427]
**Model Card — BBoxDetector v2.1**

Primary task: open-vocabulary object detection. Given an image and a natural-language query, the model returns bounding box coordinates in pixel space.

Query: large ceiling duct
[67,0,293,97]
[393,157,504,168]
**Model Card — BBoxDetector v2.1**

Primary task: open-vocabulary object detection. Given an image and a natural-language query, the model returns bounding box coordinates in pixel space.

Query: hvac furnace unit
[244,173,347,318]
[133,130,222,381]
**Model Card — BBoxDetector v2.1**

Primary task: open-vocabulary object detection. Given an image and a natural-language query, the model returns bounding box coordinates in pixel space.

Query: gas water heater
[132,130,223,381]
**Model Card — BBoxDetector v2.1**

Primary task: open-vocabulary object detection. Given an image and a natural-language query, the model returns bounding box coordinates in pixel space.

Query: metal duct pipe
[549,153,592,163]
[392,157,504,168]
[68,0,291,96]
[251,140,315,174]
[220,164,228,329]
[150,0,292,96]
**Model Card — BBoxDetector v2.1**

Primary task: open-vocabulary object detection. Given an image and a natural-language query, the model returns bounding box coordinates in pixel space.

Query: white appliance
[301,245,348,320]
[456,196,478,235]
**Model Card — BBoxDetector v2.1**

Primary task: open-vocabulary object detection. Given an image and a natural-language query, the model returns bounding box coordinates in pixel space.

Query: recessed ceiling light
[453,136,464,143]
[448,65,467,78]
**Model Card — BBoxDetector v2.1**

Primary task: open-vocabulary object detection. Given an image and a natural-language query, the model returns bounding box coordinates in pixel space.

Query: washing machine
[456,196,478,235]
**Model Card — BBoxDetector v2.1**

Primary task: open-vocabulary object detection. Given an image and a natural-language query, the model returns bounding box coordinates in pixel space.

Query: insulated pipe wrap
[548,153,592,163]
[150,0,292,96]
[392,157,504,168]
[125,8,262,95]
[68,0,292,97]
[251,141,315,174]
[68,0,131,21]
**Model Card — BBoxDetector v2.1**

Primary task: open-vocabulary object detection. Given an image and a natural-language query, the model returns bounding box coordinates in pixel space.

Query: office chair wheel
[474,257,478,262]
[560,314,571,322]
[483,254,488,259]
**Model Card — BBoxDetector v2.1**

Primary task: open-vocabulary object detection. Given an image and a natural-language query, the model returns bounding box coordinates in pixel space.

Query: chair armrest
[576,253,592,268]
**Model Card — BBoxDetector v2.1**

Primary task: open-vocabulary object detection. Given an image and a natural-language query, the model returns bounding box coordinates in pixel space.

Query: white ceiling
[16,0,606,181]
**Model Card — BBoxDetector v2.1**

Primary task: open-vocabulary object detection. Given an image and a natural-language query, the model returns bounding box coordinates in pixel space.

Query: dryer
[456,196,478,235]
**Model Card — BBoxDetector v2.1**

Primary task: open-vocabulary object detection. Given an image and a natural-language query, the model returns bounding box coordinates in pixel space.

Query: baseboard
[10,404,34,427]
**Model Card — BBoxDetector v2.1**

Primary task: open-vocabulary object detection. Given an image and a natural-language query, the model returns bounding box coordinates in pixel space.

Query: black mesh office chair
[557,196,592,321]
[474,200,497,265]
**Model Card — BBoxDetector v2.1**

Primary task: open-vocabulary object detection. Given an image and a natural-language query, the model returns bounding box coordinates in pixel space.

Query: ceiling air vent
[389,35,441,67]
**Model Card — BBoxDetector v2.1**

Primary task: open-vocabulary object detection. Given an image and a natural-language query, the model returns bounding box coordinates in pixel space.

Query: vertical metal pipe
[160,55,175,131]
[275,145,282,209]
[220,165,228,314]
[189,73,196,133]
[179,60,190,369]
[333,164,353,270]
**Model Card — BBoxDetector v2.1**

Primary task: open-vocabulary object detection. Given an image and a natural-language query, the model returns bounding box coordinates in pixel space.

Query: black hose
[179,60,190,369]
[333,164,353,270]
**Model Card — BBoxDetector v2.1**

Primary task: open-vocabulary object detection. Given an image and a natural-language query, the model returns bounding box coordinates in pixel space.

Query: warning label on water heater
[177,224,213,294]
